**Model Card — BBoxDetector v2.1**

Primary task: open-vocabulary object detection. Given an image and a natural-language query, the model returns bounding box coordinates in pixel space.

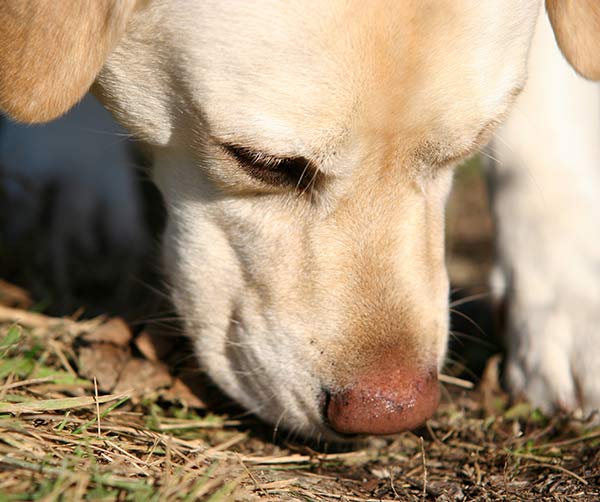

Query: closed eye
[223,143,320,191]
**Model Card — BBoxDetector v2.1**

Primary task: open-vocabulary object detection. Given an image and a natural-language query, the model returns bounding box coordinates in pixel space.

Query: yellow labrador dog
[1,1,598,440]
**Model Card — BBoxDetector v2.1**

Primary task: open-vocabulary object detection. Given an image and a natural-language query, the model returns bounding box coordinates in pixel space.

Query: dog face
[3,0,598,440]
[101,0,539,439]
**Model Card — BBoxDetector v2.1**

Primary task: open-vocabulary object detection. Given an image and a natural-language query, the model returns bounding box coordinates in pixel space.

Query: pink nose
[326,365,440,435]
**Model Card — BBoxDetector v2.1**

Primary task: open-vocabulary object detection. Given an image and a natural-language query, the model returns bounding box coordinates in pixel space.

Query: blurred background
[0,96,499,380]
[0,95,166,322]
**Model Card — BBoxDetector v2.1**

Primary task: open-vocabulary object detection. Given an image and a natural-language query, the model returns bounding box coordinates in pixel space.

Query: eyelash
[223,143,319,191]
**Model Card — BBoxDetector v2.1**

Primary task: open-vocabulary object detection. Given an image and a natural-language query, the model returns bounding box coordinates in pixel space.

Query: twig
[206,432,248,453]
[0,372,15,400]
[439,374,475,389]
[521,462,588,486]
[389,468,400,499]
[0,305,102,335]
[420,436,427,500]
[236,453,267,497]
[267,488,397,501]
[0,392,129,413]
[425,421,443,447]
[0,376,55,392]
[208,451,368,466]
[94,378,101,438]
[539,431,600,449]
[103,440,152,476]
[47,339,78,377]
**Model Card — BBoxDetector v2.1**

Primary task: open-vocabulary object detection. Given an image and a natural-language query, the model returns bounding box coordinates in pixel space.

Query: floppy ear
[0,0,136,123]
[546,0,600,80]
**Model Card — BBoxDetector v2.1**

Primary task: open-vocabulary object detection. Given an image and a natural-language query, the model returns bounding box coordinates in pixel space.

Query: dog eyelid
[222,143,320,191]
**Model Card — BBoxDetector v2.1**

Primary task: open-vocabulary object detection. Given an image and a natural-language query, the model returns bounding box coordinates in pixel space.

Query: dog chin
[189,319,337,440]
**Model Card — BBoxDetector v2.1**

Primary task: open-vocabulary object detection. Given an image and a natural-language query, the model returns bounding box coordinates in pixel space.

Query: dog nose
[325,365,440,435]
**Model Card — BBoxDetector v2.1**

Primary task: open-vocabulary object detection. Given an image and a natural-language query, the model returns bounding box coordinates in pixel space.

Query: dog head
[2,0,598,440]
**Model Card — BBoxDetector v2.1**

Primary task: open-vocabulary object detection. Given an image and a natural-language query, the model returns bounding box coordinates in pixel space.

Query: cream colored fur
[97,0,538,439]
[488,7,600,417]
[2,0,599,439]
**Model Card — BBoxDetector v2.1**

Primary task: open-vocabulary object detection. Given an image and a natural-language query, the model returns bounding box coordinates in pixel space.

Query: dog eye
[223,144,319,191]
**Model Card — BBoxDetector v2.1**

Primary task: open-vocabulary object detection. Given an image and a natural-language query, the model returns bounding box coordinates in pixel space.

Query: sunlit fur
[488,9,600,417]
[92,0,539,439]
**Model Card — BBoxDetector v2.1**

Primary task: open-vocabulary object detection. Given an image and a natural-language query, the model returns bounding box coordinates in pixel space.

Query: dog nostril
[319,387,363,438]
[326,366,440,435]
[318,388,332,421]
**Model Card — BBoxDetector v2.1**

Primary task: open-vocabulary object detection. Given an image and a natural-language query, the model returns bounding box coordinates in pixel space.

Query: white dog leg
[487,10,600,417]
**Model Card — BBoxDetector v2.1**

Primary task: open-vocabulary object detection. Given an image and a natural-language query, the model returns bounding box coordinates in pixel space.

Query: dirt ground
[0,160,599,501]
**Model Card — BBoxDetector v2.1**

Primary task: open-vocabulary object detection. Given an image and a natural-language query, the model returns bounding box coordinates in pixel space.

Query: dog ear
[546,0,600,80]
[0,0,137,123]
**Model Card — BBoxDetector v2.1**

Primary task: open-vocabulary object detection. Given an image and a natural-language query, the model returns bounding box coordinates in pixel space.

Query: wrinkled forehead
[169,0,540,154]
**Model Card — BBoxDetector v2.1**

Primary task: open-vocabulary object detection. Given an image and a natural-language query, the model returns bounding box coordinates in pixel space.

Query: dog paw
[504,300,600,419]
